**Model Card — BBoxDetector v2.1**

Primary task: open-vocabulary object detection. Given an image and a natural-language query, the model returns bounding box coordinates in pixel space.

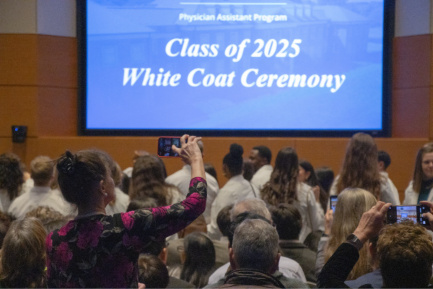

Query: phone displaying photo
[386,205,430,227]
[157,137,181,157]
[330,195,338,213]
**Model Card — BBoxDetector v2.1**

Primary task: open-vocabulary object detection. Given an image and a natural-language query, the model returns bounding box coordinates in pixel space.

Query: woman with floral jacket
[46,135,207,288]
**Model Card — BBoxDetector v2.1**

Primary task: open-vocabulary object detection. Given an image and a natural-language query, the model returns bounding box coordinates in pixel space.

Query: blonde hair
[30,156,54,186]
[324,188,377,280]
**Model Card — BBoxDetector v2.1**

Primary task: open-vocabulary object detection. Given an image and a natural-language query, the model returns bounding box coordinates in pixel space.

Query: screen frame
[77,0,394,137]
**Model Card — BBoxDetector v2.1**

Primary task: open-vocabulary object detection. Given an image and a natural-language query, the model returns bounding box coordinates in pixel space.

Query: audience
[138,254,169,289]
[270,203,317,283]
[25,206,71,233]
[317,188,377,280]
[318,201,433,288]
[8,156,73,219]
[0,217,47,288]
[208,199,307,287]
[404,142,433,204]
[223,219,285,288]
[261,147,324,241]
[131,155,182,206]
[377,150,400,205]
[207,143,256,240]
[178,232,216,288]
[4,137,433,289]
[330,133,400,204]
[105,160,130,215]
[0,153,24,212]
[46,135,207,288]
[299,159,328,214]
[166,140,219,224]
[249,145,273,191]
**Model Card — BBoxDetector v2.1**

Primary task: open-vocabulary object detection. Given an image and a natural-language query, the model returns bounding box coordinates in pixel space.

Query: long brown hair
[412,143,433,193]
[336,133,381,199]
[0,153,23,202]
[0,217,47,288]
[130,155,176,206]
[261,147,298,205]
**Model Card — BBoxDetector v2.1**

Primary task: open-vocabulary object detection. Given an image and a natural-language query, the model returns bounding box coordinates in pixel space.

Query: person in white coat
[166,140,219,224]
[207,144,256,240]
[260,147,324,242]
[330,133,400,205]
[249,145,273,192]
[404,143,433,204]
[377,150,400,205]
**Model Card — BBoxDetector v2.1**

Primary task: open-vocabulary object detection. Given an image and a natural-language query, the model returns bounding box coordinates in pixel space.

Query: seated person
[138,254,169,289]
[270,203,317,283]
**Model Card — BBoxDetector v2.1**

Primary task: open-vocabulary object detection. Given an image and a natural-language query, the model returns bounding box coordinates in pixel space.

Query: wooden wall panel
[37,87,77,136]
[37,35,77,88]
[0,34,38,85]
[0,87,39,137]
[393,35,432,89]
[392,87,430,138]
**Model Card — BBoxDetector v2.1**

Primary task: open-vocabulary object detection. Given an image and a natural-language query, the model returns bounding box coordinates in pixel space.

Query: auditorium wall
[0,0,432,202]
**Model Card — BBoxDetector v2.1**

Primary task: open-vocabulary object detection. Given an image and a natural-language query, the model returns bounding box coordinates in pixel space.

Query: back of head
[181,232,216,288]
[56,150,108,206]
[253,145,272,164]
[377,150,391,170]
[270,203,302,240]
[131,155,170,206]
[413,142,433,192]
[228,211,272,247]
[325,187,377,279]
[223,144,244,176]
[378,221,433,288]
[299,160,318,187]
[25,206,70,233]
[337,133,381,198]
[232,219,279,274]
[217,204,233,237]
[230,198,271,222]
[30,156,54,186]
[0,217,47,288]
[138,254,169,289]
[0,153,24,201]
[261,147,298,205]
[315,166,334,193]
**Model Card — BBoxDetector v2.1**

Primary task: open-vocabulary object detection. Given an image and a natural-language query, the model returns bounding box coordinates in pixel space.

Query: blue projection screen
[79,0,393,137]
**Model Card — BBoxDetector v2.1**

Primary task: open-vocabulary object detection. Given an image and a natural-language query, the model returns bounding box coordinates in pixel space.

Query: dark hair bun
[57,150,76,175]
[229,143,243,158]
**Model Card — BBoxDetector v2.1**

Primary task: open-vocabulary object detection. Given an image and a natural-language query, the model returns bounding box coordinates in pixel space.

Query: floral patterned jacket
[46,177,206,288]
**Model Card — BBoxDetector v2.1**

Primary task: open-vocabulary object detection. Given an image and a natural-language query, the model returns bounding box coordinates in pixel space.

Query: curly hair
[0,153,24,202]
[261,147,298,205]
[336,133,381,199]
[324,188,377,280]
[0,217,47,288]
[131,155,177,206]
[378,221,433,288]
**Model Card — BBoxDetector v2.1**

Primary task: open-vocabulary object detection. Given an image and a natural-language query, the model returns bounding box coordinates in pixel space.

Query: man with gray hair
[206,199,307,288]
[221,219,285,288]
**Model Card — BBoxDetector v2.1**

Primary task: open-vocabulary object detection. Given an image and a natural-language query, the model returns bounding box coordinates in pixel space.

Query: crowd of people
[0,133,433,288]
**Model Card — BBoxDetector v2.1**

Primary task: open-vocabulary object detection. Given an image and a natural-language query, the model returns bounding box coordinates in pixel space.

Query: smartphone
[330,195,338,212]
[157,137,181,157]
[386,205,430,227]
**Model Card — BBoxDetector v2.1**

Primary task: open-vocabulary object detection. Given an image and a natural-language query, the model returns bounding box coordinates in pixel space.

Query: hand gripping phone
[386,205,430,227]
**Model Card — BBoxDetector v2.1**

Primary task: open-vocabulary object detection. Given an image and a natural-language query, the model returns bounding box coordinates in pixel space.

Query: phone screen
[157,137,181,157]
[330,195,338,212]
[387,205,430,226]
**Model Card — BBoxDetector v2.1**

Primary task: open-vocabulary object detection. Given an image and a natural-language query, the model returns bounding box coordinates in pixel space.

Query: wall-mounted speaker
[12,125,27,143]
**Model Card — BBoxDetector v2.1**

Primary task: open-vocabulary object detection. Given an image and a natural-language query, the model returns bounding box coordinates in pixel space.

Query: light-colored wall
[1,0,432,203]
